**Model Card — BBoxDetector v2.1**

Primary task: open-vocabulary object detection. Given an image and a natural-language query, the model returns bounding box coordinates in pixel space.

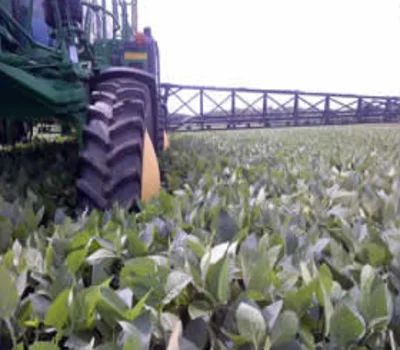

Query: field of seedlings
[1,124,400,349]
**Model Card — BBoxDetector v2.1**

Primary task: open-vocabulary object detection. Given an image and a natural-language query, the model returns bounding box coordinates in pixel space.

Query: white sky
[139,0,400,96]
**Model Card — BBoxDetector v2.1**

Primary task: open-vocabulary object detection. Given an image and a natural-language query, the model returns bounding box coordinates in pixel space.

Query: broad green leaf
[360,264,375,288]
[123,339,142,350]
[94,343,120,350]
[205,254,230,303]
[30,342,61,350]
[284,279,316,316]
[322,259,354,290]
[2,250,14,271]
[45,242,54,273]
[118,315,152,350]
[0,219,12,254]
[317,268,334,336]
[356,241,391,267]
[66,247,87,273]
[262,300,283,331]
[239,234,275,298]
[330,304,366,347]
[13,343,24,350]
[318,263,333,296]
[126,229,148,257]
[117,288,134,308]
[0,264,19,319]
[200,242,230,276]
[124,289,152,321]
[266,245,282,269]
[219,328,248,347]
[90,258,115,286]
[359,272,393,328]
[389,295,400,345]
[69,229,92,250]
[64,334,96,349]
[236,301,266,347]
[86,248,117,264]
[24,248,45,273]
[50,266,74,299]
[15,298,33,328]
[299,325,315,349]
[188,298,213,319]
[270,310,299,347]
[69,286,101,331]
[163,270,193,305]
[325,225,355,254]
[313,263,334,334]
[120,257,168,305]
[96,287,129,325]
[299,262,312,284]
[44,288,70,331]
[185,252,203,288]
[186,236,205,258]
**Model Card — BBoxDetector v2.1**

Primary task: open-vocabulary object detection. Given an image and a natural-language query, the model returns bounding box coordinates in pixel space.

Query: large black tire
[77,76,155,212]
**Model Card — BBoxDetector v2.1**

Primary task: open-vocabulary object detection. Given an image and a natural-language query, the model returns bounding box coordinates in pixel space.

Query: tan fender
[163,131,170,150]
[141,130,161,202]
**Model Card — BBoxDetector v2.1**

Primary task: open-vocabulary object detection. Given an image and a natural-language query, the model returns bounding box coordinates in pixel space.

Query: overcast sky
[138,0,400,96]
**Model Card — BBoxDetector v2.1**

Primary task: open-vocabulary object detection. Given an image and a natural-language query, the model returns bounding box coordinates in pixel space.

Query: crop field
[1,124,400,349]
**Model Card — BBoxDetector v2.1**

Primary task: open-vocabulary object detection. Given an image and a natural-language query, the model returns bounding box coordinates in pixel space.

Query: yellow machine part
[163,131,170,150]
[141,130,161,202]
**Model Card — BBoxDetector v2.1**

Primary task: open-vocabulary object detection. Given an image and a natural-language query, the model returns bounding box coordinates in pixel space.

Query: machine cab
[115,27,161,89]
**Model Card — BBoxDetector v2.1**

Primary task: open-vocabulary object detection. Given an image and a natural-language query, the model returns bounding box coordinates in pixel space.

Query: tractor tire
[77,76,155,212]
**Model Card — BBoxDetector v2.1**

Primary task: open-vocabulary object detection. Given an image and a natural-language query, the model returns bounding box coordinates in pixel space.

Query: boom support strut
[161,84,400,132]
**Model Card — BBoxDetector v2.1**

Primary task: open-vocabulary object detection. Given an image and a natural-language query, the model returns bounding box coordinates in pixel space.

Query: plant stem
[5,318,17,348]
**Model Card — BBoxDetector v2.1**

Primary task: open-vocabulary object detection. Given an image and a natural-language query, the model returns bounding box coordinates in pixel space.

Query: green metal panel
[0,61,88,120]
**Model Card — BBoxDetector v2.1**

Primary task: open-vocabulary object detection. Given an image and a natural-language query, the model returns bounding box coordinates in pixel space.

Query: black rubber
[77,77,150,212]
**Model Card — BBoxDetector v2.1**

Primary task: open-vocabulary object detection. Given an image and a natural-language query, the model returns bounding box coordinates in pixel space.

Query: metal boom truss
[160,84,400,132]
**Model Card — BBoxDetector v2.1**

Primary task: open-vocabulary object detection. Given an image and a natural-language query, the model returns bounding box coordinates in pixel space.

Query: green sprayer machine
[0,0,168,211]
